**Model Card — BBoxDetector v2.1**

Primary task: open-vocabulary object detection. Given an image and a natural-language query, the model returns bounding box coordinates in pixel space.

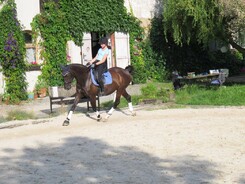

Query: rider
[89,37,109,95]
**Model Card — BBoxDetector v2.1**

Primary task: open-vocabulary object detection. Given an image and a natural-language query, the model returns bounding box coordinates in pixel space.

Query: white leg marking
[108,107,115,115]
[67,111,73,120]
[128,102,134,112]
[113,91,117,102]
[96,111,100,117]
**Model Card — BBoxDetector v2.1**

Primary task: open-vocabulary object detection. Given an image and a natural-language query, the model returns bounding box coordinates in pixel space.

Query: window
[23,31,38,68]
[24,32,32,44]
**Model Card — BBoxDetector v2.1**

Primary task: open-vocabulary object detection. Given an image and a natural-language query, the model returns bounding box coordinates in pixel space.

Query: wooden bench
[48,87,100,113]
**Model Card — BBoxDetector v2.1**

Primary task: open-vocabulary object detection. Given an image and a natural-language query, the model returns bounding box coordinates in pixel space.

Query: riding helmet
[99,37,108,45]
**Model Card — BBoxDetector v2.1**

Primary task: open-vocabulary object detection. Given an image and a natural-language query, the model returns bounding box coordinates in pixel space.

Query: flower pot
[28,93,34,100]
[34,93,38,99]
[38,88,47,98]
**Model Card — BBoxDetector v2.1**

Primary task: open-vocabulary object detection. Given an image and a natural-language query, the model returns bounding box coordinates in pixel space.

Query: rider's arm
[95,54,108,65]
[90,54,98,64]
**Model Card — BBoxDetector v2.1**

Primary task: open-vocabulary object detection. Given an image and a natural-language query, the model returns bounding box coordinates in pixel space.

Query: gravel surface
[0,101,244,184]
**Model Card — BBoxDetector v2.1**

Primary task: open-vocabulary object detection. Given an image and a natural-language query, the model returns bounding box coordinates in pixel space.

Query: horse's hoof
[102,114,111,122]
[131,111,136,116]
[97,115,102,121]
[63,120,70,126]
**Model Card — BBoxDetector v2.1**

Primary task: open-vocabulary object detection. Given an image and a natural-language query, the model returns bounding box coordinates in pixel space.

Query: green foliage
[33,0,141,86]
[175,84,245,105]
[149,15,245,77]
[209,51,245,76]
[140,83,172,103]
[6,110,35,121]
[34,77,48,92]
[101,83,172,108]
[142,39,167,82]
[130,39,167,84]
[0,0,28,103]
[141,83,159,99]
[33,0,167,85]
[101,95,141,109]
[62,0,139,45]
[129,16,167,84]
[163,0,245,55]
[32,2,70,86]
[0,116,7,124]
[129,22,147,83]
[218,0,245,42]
[163,0,222,46]
[149,16,166,59]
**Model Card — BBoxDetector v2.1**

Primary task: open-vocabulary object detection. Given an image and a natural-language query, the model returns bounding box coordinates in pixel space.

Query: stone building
[0,0,162,93]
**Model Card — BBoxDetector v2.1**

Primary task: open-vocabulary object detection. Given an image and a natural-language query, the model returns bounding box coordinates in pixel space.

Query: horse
[61,63,136,126]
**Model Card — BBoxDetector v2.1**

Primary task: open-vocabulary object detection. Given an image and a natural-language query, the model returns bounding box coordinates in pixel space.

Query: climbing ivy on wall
[32,2,70,86]
[32,0,142,86]
[0,0,27,103]
[62,0,166,83]
[61,0,139,45]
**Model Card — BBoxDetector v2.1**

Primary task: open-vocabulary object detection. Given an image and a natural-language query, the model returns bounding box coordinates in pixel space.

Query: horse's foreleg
[122,90,136,116]
[90,97,101,121]
[63,93,81,126]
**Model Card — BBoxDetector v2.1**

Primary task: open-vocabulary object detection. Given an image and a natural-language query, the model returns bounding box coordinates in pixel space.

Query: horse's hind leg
[104,91,122,121]
[122,90,136,116]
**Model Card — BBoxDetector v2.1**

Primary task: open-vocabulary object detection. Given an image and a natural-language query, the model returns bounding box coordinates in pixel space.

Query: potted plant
[27,92,34,100]
[34,78,48,98]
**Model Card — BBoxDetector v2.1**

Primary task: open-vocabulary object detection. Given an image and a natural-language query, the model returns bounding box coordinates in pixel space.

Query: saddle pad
[90,69,112,86]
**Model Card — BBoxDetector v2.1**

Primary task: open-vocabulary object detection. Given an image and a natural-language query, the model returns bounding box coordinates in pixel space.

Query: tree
[163,0,245,54]
[218,0,245,53]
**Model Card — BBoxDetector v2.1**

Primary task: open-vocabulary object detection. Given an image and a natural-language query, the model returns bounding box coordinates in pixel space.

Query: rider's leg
[96,66,105,95]
[98,79,105,93]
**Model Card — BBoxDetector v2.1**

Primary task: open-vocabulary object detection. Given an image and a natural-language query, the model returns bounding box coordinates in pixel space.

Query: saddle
[90,69,112,86]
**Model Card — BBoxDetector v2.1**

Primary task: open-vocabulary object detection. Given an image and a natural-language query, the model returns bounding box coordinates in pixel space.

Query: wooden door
[114,32,131,69]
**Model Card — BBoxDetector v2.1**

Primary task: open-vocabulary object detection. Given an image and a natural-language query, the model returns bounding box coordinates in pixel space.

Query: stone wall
[0,70,41,95]
[124,0,163,30]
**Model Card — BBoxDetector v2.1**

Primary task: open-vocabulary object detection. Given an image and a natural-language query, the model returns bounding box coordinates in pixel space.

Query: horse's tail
[125,65,133,74]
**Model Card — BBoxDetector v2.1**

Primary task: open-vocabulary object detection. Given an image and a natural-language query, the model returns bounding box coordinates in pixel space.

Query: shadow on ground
[0,136,222,184]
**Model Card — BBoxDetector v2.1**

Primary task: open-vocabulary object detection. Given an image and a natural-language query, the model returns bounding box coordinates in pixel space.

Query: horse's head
[61,65,74,90]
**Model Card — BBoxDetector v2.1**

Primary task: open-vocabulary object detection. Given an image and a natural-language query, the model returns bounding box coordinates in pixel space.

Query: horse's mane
[69,63,87,69]
[69,63,89,72]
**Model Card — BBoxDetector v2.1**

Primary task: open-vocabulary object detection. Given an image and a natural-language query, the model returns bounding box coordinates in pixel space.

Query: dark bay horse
[61,64,136,126]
